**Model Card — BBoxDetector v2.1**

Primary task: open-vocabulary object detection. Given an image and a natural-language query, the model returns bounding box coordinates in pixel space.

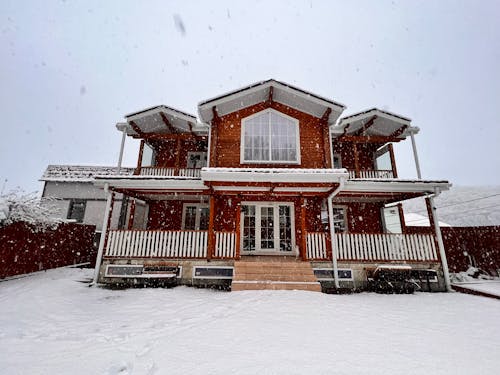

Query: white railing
[306,232,328,259]
[215,231,236,258]
[139,167,201,178]
[348,170,394,179]
[334,233,438,261]
[105,230,208,258]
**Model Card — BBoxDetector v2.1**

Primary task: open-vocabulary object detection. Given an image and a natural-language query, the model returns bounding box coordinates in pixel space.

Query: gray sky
[1,0,499,194]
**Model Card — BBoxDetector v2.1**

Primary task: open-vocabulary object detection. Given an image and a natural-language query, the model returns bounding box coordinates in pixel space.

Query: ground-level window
[241,202,294,253]
[67,199,86,223]
[182,203,209,230]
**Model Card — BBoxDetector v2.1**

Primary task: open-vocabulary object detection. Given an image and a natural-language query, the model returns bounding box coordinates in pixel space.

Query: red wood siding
[150,139,207,168]
[332,142,381,171]
[344,202,385,233]
[211,101,331,169]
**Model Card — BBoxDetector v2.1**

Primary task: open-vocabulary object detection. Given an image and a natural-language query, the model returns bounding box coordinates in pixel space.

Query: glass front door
[241,202,295,254]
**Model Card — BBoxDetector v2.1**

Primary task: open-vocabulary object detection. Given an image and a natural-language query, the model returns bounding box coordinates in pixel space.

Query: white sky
[1,0,499,193]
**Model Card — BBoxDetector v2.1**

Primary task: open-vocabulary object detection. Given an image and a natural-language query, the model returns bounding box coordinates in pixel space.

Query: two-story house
[92,79,451,292]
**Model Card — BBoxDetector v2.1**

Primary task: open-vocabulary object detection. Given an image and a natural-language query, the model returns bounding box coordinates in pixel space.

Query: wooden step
[232,258,321,292]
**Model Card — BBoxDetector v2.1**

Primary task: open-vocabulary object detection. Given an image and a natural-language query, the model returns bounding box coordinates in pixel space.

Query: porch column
[174,138,182,175]
[300,197,307,260]
[135,140,145,175]
[235,202,241,259]
[410,131,422,179]
[117,129,126,172]
[127,199,136,230]
[353,143,360,178]
[92,184,115,285]
[388,143,398,178]
[207,195,216,259]
[426,195,452,292]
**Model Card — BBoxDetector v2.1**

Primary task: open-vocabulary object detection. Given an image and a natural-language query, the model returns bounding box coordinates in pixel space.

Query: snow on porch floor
[0,268,499,375]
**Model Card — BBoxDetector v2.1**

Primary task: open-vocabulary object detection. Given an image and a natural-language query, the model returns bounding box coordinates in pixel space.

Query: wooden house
[92,79,452,292]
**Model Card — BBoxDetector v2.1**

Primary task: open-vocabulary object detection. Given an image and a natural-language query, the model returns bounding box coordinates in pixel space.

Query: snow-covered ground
[1,268,499,375]
[452,281,500,298]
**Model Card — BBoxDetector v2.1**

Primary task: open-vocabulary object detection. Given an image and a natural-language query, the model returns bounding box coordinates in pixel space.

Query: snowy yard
[1,268,499,375]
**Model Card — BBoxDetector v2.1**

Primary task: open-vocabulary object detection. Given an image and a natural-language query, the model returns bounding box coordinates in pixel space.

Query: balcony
[138,167,201,178]
[348,169,394,179]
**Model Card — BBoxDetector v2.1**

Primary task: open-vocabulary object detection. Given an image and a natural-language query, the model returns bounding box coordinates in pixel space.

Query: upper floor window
[67,199,86,223]
[241,109,300,163]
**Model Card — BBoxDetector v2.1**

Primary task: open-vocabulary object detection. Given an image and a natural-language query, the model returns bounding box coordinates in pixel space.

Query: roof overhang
[198,79,346,125]
[116,105,208,137]
[332,108,419,141]
[336,179,451,203]
[94,175,207,191]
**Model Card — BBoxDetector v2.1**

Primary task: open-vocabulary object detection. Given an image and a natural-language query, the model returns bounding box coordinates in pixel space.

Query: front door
[241,202,295,255]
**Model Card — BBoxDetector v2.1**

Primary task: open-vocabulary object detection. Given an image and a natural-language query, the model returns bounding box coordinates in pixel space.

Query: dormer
[198,79,346,169]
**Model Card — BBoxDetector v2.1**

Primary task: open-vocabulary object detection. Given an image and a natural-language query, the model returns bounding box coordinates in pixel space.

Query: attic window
[241,109,300,163]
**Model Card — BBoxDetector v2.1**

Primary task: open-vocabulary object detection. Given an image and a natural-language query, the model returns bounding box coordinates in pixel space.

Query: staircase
[231,257,322,292]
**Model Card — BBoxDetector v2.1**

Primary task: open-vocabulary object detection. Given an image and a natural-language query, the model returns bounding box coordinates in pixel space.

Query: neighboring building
[40,166,135,239]
[92,79,452,292]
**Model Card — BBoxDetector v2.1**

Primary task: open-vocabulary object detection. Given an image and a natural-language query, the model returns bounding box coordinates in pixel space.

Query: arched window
[241,109,300,163]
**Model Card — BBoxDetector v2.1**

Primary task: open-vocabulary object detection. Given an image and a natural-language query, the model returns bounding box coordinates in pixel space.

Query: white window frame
[240,201,296,255]
[192,266,234,280]
[240,108,301,164]
[181,203,209,230]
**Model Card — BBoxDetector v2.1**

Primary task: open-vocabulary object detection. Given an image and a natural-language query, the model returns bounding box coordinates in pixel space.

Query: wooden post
[92,185,115,285]
[425,198,436,230]
[207,195,216,259]
[398,203,406,233]
[353,143,360,178]
[235,202,241,259]
[127,199,136,230]
[174,138,182,176]
[300,197,307,260]
[210,107,219,167]
[135,140,145,175]
[388,143,398,178]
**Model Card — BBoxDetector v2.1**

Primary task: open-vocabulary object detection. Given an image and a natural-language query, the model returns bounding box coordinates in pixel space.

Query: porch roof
[332,108,418,141]
[336,179,451,204]
[116,105,208,138]
[198,79,346,125]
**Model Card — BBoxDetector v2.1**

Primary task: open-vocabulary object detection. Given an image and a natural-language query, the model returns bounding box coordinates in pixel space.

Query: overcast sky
[1,0,499,194]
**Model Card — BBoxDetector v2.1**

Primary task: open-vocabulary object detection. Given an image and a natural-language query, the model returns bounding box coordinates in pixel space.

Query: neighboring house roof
[404,212,451,227]
[332,108,418,140]
[40,165,134,182]
[198,79,346,125]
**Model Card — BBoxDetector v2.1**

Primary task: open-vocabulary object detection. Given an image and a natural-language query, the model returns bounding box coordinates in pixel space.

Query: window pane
[184,206,197,230]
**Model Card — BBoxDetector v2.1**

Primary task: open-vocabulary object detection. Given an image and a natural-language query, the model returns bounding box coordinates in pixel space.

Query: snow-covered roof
[201,167,349,184]
[332,108,418,140]
[41,165,134,182]
[117,105,207,138]
[404,212,451,227]
[198,79,346,125]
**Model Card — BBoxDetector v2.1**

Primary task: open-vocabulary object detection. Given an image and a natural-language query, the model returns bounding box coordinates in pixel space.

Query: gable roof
[198,79,346,125]
[332,108,418,140]
[118,105,207,137]
[41,165,134,182]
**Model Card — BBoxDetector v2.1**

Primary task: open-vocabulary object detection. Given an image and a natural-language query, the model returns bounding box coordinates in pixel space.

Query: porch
[104,228,438,263]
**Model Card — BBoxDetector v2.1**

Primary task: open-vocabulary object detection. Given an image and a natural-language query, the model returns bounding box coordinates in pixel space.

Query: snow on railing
[215,231,236,258]
[306,232,328,259]
[105,230,208,258]
[334,233,437,261]
[348,170,394,179]
[139,167,201,178]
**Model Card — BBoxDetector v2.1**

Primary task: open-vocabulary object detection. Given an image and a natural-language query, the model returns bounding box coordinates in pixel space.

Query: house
[40,165,135,245]
[92,79,452,292]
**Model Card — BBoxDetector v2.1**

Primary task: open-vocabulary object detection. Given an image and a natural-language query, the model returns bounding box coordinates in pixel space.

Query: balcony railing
[306,232,438,262]
[138,167,201,178]
[348,170,394,179]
